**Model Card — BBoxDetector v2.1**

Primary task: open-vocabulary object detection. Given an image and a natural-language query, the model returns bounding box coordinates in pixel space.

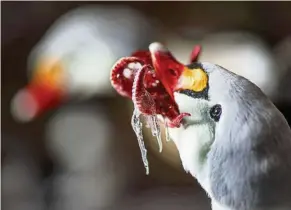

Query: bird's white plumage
[169,93,215,196]
[168,62,291,210]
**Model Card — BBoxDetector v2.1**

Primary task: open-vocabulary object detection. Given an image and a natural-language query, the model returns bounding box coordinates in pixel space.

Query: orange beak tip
[11,89,39,123]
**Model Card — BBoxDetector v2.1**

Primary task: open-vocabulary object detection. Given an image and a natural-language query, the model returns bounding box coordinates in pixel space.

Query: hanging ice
[130,64,167,174]
[145,115,162,153]
[131,108,149,175]
[145,119,151,128]
[164,121,171,142]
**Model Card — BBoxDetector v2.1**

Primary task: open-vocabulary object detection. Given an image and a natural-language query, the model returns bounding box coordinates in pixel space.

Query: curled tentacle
[110,47,193,128]
[166,112,191,128]
[110,44,195,174]
[110,57,144,98]
[132,65,156,115]
[132,50,152,65]
[190,45,202,63]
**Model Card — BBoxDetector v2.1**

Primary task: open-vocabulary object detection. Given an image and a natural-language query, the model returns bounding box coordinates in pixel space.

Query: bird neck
[169,123,214,192]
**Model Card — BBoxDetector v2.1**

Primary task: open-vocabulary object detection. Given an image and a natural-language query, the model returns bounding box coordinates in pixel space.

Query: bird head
[149,42,279,160]
[149,42,234,178]
[11,40,117,123]
[150,41,290,147]
[150,43,209,99]
[10,5,157,123]
[149,42,221,125]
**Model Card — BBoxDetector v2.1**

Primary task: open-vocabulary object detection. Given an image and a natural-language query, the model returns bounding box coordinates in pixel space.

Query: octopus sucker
[110,44,201,174]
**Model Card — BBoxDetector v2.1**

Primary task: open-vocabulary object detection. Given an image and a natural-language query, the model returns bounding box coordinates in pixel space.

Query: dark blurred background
[2,2,291,210]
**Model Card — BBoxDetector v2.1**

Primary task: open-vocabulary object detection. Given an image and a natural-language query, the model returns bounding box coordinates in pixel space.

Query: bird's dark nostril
[210,104,222,122]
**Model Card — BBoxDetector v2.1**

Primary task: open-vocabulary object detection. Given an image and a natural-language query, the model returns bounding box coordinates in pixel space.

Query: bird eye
[210,104,222,122]
[168,69,177,77]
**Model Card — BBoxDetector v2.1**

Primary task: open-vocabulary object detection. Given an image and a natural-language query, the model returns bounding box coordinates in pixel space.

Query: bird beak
[149,42,208,98]
[11,59,67,122]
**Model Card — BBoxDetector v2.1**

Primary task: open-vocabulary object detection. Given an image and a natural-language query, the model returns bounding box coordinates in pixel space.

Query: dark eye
[210,104,222,122]
[168,69,177,76]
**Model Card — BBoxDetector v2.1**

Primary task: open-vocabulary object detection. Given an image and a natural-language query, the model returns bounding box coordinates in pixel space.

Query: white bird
[141,32,283,171]
[11,5,157,122]
[148,42,291,210]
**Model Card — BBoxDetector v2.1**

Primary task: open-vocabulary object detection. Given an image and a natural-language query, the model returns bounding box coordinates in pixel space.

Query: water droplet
[128,62,142,70]
[128,63,136,69]
[123,68,132,79]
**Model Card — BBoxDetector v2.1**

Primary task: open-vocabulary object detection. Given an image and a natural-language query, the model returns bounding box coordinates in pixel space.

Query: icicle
[144,118,151,128]
[165,122,171,142]
[131,108,149,175]
[146,115,162,153]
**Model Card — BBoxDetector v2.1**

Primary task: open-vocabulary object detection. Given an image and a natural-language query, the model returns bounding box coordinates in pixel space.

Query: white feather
[168,93,215,196]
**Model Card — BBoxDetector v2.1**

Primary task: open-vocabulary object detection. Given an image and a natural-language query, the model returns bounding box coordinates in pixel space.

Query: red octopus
[110,44,201,128]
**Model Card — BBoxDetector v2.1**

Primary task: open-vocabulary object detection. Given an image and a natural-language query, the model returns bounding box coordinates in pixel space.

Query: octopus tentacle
[131,50,152,65]
[189,45,202,63]
[166,113,191,128]
[110,46,194,128]
[132,65,156,115]
[110,57,144,98]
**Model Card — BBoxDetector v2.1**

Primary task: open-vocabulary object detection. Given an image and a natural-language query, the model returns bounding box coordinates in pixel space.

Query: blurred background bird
[4,3,162,210]
[10,4,157,122]
[2,1,291,210]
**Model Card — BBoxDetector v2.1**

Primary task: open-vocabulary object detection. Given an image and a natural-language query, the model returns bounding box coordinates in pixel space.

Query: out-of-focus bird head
[11,37,115,122]
[10,6,156,122]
